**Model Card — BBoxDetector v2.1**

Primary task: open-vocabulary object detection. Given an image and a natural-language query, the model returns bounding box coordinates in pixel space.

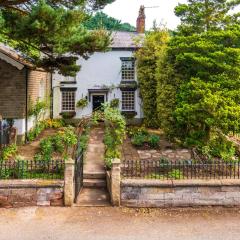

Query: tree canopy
[85,12,135,31]
[0,0,115,76]
[137,0,240,160]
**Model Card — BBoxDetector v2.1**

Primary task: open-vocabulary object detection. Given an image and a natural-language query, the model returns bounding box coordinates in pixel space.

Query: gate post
[110,158,121,206]
[64,158,75,207]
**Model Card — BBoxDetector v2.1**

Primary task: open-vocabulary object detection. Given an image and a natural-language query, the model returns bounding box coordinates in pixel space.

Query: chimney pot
[136,5,145,33]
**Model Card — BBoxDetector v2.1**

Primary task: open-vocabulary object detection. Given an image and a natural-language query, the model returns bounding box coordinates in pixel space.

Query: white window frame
[121,59,135,81]
[121,91,135,111]
[61,90,76,112]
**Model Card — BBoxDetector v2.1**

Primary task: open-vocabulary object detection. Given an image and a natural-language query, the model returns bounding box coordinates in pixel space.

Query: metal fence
[121,159,240,180]
[0,160,65,180]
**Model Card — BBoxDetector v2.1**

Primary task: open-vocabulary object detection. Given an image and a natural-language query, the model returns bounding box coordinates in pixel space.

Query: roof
[110,31,144,49]
[0,44,34,69]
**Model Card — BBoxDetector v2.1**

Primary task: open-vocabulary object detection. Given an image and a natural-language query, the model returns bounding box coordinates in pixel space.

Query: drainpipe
[25,68,28,143]
[50,72,53,119]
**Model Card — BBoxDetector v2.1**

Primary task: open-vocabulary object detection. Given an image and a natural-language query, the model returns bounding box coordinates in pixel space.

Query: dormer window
[121,57,135,81]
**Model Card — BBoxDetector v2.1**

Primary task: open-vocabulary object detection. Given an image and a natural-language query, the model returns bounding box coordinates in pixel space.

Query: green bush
[148,134,160,148]
[168,169,183,180]
[110,98,120,108]
[39,137,54,161]
[0,144,17,161]
[76,98,88,108]
[131,133,146,147]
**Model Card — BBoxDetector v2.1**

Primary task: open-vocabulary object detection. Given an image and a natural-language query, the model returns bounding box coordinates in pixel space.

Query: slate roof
[110,31,144,49]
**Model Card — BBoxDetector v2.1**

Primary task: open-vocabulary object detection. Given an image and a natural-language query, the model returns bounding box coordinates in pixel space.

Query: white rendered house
[53,8,146,123]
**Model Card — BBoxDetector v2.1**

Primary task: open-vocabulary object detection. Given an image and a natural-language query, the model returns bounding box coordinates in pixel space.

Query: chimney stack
[136,5,145,33]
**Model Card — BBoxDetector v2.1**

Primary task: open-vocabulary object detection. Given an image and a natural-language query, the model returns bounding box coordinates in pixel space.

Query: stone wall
[121,179,240,207]
[0,180,64,208]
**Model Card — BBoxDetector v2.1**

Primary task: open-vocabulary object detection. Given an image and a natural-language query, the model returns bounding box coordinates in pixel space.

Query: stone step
[75,187,110,207]
[83,179,106,188]
[83,172,106,179]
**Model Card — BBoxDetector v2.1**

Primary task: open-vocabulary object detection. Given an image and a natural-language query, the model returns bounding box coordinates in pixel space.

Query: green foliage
[103,104,126,169]
[131,133,146,147]
[135,28,169,128]
[85,12,135,31]
[148,134,160,149]
[76,98,88,109]
[27,119,65,142]
[175,0,240,35]
[28,98,47,119]
[168,169,183,180]
[34,126,77,161]
[39,137,54,161]
[0,0,114,76]
[110,98,119,108]
[0,144,17,161]
[128,126,160,149]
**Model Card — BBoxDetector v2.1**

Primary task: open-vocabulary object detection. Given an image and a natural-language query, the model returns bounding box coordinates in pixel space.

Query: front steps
[75,171,110,207]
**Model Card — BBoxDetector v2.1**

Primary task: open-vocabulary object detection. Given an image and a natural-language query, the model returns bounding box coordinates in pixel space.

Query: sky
[103,0,188,30]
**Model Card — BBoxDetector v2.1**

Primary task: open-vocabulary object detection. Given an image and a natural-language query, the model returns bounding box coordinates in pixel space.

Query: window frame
[121,58,136,81]
[121,90,135,112]
[61,90,76,112]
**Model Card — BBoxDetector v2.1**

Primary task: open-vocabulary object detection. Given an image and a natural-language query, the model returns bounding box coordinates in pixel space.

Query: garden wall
[121,179,240,207]
[0,179,64,208]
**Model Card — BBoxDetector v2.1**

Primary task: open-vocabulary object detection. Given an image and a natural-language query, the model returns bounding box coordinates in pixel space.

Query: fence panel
[0,160,65,180]
[121,160,240,180]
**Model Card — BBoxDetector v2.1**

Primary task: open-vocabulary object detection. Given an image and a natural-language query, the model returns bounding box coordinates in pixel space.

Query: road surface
[0,207,240,240]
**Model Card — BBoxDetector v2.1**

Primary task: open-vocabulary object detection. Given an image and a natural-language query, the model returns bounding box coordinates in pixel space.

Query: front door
[92,95,105,111]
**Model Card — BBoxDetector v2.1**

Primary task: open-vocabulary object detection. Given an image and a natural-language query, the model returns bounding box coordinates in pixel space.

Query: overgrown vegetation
[27,119,65,142]
[34,126,77,161]
[127,126,160,149]
[103,104,126,169]
[0,144,17,161]
[136,0,240,161]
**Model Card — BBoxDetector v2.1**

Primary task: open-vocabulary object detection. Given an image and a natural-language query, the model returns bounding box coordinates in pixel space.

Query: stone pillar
[111,158,121,206]
[64,158,75,206]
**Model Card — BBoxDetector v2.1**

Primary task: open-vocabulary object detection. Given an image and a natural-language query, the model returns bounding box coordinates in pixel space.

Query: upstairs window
[121,58,135,81]
[61,90,75,112]
[122,91,135,111]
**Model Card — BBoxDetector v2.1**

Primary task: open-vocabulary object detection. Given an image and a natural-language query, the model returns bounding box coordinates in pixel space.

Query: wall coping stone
[121,179,240,188]
[0,179,64,189]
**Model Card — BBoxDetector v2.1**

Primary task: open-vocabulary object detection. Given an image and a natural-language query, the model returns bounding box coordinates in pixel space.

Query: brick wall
[28,70,51,103]
[0,59,26,118]
[121,179,240,207]
[0,180,64,208]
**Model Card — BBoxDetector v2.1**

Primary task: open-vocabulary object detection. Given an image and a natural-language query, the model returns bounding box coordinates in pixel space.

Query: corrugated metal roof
[110,31,144,49]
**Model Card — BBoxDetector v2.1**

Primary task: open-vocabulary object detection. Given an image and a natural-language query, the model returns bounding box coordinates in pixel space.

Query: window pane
[122,60,135,81]
[62,91,75,112]
[122,91,135,111]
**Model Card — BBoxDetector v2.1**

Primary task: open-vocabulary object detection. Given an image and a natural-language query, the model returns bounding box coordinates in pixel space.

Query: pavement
[1,207,240,240]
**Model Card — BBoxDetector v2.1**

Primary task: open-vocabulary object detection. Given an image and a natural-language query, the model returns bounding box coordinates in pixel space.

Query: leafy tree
[175,0,240,34]
[156,0,240,157]
[0,0,115,76]
[85,11,135,31]
[135,28,169,128]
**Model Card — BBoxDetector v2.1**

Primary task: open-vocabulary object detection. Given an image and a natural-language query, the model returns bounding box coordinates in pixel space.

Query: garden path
[76,125,110,206]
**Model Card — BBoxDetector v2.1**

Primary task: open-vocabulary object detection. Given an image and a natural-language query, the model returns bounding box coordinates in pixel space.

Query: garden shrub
[76,98,88,108]
[103,104,126,169]
[0,144,17,161]
[39,137,54,161]
[148,134,160,148]
[131,133,146,147]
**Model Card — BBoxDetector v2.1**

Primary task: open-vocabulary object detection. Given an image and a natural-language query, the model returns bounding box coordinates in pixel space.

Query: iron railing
[0,159,64,180]
[121,159,240,180]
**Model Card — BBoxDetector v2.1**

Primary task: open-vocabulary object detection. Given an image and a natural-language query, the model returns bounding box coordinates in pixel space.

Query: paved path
[76,125,110,206]
[84,126,105,173]
[1,207,240,240]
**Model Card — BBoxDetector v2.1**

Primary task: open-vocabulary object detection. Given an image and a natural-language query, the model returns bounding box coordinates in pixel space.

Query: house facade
[52,7,146,123]
[0,45,51,143]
